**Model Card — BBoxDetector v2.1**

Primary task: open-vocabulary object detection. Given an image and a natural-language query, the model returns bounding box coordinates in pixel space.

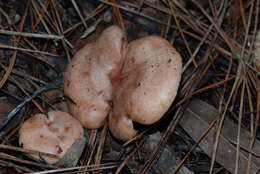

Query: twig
[115,138,146,174]
[0,159,34,173]
[0,144,59,159]
[139,107,184,174]
[70,0,88,29]
[0,3,28,88]
[98,0,177,30]
[35,0,57,32]
[94,124,108,167]
[0,152,56,169]
[0,43,59,57]
[209,63,243,174]
[50,0,71,61]
[29,162,118,174]
[166,0,197,67]
[235,79,245,174]
[190,0,235,55]
[0,63,44,113]
[32,0,51,31]
[0,30,63,40]
[0,63,47,85]
[64,4,107,35]
[31,0,52,34]
[170,114,220,174]
[0,7,12,25]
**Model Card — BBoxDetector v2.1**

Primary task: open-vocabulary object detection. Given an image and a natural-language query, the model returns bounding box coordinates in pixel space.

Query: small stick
[70,0,88,29]
[0,144,59,159]
[29,162,118,174]
[64,5,107,35]
[0,30,63,40]
[0,152,56,169]
[0,7,12,25]
[0,43,59,57]
[0,159,34,173]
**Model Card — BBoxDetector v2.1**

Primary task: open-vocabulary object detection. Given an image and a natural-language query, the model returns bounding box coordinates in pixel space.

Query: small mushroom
[19,110,84,164]
[109,36,182,141]
[64,25,126,128]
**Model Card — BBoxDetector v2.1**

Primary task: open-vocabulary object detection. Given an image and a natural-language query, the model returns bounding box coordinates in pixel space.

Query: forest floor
[0,0,259,174]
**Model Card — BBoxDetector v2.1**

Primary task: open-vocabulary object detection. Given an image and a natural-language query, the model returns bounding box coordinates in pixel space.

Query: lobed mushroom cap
[64,25,126,128]
[109,36,182,141]
[19,111,84,164]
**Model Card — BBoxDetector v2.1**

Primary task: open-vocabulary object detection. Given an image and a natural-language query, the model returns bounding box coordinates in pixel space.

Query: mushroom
[64,25,126,128]
[109,36,182,141]
[19,110,84,164]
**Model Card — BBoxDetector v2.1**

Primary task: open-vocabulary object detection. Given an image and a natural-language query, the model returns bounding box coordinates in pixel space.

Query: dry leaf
[180,99,260,174]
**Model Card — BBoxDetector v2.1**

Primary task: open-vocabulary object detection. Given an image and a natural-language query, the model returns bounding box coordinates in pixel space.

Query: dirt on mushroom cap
[109,36,182,141]
[19,110,84,164]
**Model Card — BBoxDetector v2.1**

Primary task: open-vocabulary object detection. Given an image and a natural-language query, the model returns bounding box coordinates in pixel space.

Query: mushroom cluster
[19,26,182,163]
[64,25,182,141]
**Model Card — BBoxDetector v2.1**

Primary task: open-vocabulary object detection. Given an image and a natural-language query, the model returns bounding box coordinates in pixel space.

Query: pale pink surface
[19,111,83,164]
[109,36,182,141]
[64,25,126,128]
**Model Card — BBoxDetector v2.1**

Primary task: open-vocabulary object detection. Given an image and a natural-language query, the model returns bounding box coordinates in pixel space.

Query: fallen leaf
[180,99,260,174]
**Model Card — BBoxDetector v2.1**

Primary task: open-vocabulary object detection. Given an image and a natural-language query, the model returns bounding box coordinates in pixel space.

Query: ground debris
[180,99,260,174]
[127,132,194,174]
